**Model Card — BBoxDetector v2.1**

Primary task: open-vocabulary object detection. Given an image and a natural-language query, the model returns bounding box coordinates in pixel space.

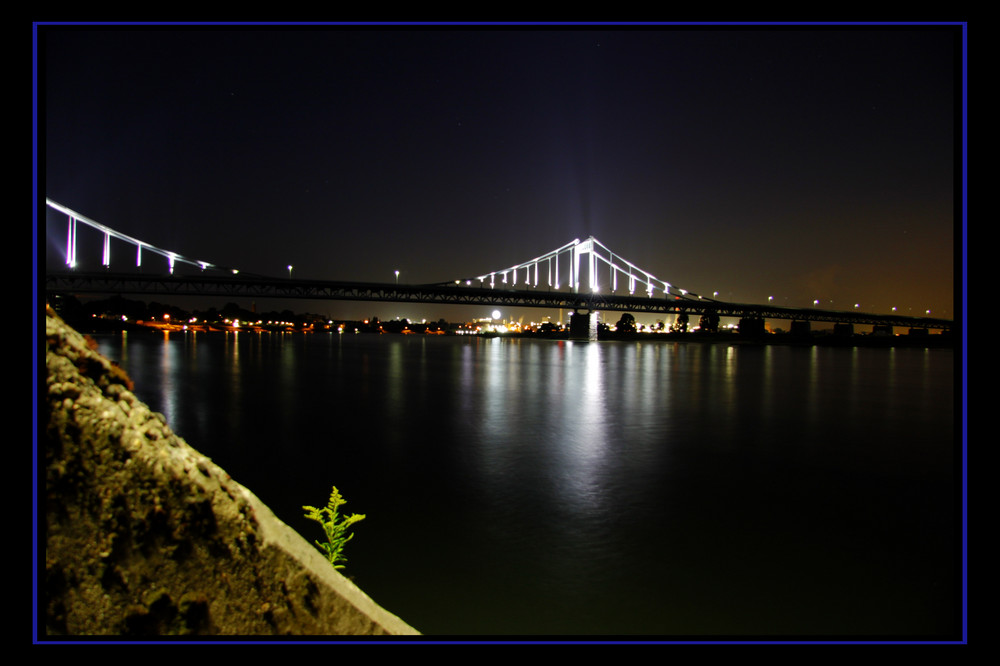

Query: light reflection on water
[95,332,957,637]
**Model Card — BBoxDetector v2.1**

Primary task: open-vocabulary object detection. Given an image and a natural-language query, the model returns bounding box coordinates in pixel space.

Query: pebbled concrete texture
[41,304,419,637]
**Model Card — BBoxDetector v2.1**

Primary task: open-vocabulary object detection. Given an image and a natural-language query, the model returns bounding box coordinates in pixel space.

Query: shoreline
[65,317,954,349]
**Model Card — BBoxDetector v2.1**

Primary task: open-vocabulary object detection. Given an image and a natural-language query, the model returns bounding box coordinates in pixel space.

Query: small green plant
[303,486,366,570]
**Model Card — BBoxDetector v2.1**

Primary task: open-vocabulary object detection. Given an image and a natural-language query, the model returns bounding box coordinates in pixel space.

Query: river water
[94,331,960,639]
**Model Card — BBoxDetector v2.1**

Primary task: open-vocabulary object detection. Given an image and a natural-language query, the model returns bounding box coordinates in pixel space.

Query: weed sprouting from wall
[303,487,366,570]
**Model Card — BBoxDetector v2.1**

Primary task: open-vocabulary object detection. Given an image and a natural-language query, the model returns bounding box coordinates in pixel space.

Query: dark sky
[38,23,962,323]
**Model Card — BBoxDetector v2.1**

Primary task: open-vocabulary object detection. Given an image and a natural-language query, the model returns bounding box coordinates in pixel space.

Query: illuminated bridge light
[65,215,77,268]
[47,199,234,277]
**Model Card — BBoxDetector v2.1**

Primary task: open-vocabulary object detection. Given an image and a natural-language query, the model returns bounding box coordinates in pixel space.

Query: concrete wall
[42,304,419,637]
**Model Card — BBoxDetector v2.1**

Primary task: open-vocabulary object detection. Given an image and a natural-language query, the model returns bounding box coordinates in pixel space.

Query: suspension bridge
[42,199,954,337]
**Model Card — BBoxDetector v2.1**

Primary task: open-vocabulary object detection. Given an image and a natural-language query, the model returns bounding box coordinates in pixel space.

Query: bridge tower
[568,238,600,340]
[569,237,599,294]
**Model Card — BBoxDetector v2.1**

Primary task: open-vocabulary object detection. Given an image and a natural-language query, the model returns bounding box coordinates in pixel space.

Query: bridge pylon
[569,308,599,341]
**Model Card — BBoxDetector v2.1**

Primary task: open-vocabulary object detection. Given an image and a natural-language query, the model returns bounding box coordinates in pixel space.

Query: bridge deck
[45,271,954,331]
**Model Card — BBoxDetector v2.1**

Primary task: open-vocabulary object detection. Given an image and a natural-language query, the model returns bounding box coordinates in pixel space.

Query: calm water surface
[95,332,959,638]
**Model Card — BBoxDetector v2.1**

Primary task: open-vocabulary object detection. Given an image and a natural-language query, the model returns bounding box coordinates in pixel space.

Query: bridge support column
[569,309,599,341]
[790,320,811,338]
[738,317,765,337]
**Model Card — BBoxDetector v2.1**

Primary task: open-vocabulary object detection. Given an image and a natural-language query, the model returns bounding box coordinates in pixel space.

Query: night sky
[38,23,963,323]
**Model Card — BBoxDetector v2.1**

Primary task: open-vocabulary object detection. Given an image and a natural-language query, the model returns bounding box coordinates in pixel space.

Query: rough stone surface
[42,304,419,636]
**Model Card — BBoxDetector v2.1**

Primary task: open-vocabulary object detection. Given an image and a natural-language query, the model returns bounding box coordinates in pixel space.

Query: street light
[395,270,400,285]
[288,265,293,279]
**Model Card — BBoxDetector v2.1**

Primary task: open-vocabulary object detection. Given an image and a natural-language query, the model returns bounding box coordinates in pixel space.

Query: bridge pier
[738,317,766,337]
[569,309,599,341]
[790,320,811,337]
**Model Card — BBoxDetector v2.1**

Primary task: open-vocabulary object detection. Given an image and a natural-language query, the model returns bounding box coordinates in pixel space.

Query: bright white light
[492,310,501,320]
[66,216,77,268]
